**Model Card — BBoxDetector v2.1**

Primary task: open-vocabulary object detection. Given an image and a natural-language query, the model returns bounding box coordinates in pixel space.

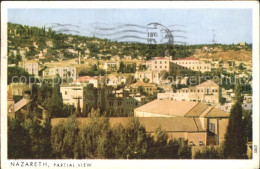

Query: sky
[8,8,252,45]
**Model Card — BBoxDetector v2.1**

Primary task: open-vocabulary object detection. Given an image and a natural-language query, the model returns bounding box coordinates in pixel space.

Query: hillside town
[7,23,252,159]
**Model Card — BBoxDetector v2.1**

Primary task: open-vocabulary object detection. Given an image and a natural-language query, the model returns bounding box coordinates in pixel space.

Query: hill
[7,23,252,65]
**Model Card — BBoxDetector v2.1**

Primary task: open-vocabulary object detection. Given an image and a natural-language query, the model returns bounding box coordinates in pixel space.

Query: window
[209,123,215,133]
[109,101,113,107]
[155,66,157,68]
[160,66,162,68]
[165,66,167,68]
[65,91,67,95]
[165,61,167,64]
[190,141,195,146]
[160,61,162,64]
[155,61,157,64]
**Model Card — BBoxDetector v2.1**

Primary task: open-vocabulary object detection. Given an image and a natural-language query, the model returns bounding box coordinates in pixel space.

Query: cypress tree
[50,77,63,117]
[223,100,247,159]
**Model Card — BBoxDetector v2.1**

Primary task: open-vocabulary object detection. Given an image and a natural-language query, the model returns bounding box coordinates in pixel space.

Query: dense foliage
[8,109,192,159]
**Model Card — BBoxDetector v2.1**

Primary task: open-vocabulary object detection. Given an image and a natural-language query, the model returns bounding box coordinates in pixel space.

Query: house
[103,61,119,72]
[134,99,229,146]
[73,76,103,88]
[146,56,171,72]
[158,80,220,105]
[242,94,252,111]
[105,73,131,86]
[171,57,211,73]
[60,84,138,116]
[125,80,158,96]
[21,60,39,76]
[135,70,161,84]
[43,66,76,80]
[8,83,32,98]
[7,85,46,121]
[60,84,87,111]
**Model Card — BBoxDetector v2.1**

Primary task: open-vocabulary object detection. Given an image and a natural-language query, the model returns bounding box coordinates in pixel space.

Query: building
[171,57,211,73]
[242,94,252,111]
[134,99,229,145]
[7,85,46,121]
[126,80,158,96]
[103,61,119,72]
[8,83,31,97]
[19,60,39,76]
[60,84,87,112]
[43,66,77,80]
[135,70,161,84]
[146,56,171,72]
[74,76,103,88]
[158,80,220,105]
[60,84,140,116]
[105,73,132,86]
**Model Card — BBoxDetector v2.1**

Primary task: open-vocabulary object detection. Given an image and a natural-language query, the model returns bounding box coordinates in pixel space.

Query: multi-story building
[171,57,211,73]
[157,80,220,105]
[134,70,160,84]
[60,84,87,111]
[43,66,76,80]
[146,56,171,72]
[21,60,39,76]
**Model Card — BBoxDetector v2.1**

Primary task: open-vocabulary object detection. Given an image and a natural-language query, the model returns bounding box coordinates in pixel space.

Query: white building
[171,57,211,73]
[23,60,39,76]
[158,80,220,105]
[43,66,76,80]
[60,85,86,110]
[146,56,171,72]
[135,70,160,84]
[73,76,103,88]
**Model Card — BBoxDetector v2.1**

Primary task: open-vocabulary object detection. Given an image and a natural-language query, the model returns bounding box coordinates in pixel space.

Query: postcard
[1,1,259,169]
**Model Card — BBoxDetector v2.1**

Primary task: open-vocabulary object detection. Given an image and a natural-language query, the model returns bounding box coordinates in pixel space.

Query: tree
[51,116,80,159]
[223,100,247,159]
[22,118,52,159]
[49,77,63,117]
[8,118,32,159]
[118,61,125,73]
[75,98,81,116]
[194,145,224,159]
[125,75,135,85]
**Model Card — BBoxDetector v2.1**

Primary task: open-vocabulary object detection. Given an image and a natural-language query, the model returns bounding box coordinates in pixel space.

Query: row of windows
[177,61,200,64]
[155,66,168,69]
[178,89,218,93]
[155,61,168,64]
[174,66,210,70]
[139,75,158,78]
[126,101,138,106]
[170,98,216,104]
[55,69,75,72]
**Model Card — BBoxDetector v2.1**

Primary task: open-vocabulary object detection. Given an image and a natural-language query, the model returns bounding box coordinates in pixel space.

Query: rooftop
[196,80,219,88]
[74,76,103,83]
[129,80,156,88]
[135,99,229,118]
